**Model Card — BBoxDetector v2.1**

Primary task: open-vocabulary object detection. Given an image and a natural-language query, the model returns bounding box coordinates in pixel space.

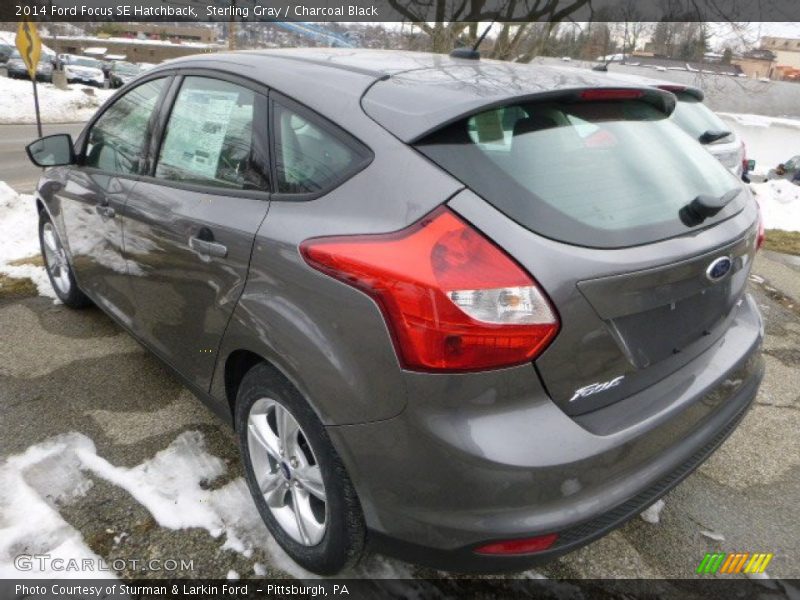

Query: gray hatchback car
[26,49,765,574]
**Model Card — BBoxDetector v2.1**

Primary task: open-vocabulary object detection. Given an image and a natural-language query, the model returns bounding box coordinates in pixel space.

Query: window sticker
[161,89,239,180]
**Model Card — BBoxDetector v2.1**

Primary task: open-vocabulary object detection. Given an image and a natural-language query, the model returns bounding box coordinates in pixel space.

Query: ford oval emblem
[706,256,733,282]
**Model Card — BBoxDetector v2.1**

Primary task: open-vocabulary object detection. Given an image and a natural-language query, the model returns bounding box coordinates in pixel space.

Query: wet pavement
[0,252,798,582]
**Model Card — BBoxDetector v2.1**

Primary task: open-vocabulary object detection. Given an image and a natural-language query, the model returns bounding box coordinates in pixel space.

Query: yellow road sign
[16,20,42,80]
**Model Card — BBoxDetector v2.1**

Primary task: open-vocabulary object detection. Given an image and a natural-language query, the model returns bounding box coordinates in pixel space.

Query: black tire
[38,211,91,308]
[235,363,366,575]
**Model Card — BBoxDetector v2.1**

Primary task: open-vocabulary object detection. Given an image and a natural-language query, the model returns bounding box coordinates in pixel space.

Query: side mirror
[747,159,756,172]
[26,134,75,167]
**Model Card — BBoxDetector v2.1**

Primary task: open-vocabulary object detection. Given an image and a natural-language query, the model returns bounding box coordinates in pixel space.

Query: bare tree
[387,0,591,53]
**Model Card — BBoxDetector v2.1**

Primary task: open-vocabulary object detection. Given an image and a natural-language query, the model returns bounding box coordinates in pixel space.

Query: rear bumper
[327,294,764,572]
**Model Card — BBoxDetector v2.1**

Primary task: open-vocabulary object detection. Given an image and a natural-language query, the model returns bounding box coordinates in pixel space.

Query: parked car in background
[6,50,54,82]
[0,42,15,64]
[767,155,800,185]
[61,54,105,87]
[25,49,764,575]
[109,61,142,88]
[591,71,750,181]
[666,85,750,180]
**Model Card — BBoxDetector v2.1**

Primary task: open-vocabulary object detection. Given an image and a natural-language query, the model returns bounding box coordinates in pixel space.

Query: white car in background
[60,54,105,87]
[593,71,750,180]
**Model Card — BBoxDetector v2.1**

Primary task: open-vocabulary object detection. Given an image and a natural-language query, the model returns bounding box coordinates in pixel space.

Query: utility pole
[228,0,237,51]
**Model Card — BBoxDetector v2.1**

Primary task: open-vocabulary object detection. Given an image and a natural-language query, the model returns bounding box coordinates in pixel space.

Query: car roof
[153,49,675,143]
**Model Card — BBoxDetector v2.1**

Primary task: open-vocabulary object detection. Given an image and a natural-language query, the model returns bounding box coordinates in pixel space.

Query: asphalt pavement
[0,123,85,193]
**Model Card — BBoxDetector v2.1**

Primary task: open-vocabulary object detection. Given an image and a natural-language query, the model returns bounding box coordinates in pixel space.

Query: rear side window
[273,102,366,195]
[84,77,166,175]
[417,98,743,248]
[156,77,270,191]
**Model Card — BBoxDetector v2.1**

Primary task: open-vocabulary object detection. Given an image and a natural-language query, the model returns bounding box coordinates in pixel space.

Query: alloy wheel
[42,222,72,295]
[246,397,327,546]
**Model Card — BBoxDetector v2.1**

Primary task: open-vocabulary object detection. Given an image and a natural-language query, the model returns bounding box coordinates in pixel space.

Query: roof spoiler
[409,86,677,144]
[656,84,704,102]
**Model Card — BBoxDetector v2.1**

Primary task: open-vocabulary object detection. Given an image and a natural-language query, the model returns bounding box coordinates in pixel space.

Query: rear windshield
[670,92,732,143]
[417,98,743,248]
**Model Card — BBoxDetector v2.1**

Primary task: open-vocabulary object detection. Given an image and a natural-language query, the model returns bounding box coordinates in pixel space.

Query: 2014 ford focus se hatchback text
[26,49,765,575]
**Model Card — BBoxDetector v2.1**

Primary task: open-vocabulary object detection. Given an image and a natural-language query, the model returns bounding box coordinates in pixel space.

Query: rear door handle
[189,236,228,258]
[95,204,115,218]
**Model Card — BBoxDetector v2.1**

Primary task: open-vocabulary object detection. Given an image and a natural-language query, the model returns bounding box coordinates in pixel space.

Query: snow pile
[700,530,725,542]
[750,179,800,232]
[640,499,666,524]
[718,113,800,131]
[0,76,114,124]
[718,113,800,178]
[0,181,56,298]
[0,433,112,579]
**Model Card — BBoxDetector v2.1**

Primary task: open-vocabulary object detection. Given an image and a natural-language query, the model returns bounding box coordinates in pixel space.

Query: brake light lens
[474,533,559,555]
[300,206,559,372]
[657,84,687,93]
[756,203,765,251]
[579,88,644,101]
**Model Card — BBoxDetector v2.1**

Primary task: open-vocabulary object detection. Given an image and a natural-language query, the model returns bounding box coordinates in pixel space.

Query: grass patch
[0,273,38,298]
[8,255,44,267]
[763,229,800,256]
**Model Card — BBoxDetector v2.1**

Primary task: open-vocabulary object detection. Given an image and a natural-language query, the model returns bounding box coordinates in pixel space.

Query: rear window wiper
[698,129,732,144]
[679,188,742,227]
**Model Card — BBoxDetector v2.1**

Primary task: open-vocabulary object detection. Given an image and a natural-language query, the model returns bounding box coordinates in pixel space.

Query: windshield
[670,93,732,143]
[417,98,743,248]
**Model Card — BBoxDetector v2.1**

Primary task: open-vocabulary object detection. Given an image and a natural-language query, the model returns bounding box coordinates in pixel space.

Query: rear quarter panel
[211,109,465,425]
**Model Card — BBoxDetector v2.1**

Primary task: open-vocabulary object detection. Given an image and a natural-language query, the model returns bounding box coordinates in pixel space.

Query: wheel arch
[222,347,316,431]
[223,348,267,427]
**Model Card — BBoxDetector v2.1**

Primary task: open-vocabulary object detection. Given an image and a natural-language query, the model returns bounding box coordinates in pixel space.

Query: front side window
[84,77,166,175]
[273,102,364,194]
[155,77,269,190]
[418,98,742,248]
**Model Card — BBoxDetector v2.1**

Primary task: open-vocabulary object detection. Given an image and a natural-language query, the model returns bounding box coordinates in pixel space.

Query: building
[629,53,742,76]
[105,24,216,44]
[760,36,800,73]
[731,49,776,79]
[47,35,218,64]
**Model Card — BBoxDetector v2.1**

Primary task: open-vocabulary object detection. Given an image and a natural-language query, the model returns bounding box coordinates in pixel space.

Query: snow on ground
[719,113,800,131]
[639,499,666,524]
[700,530,726,542]
[0,433,112,579]
[719,112,800,178]
[0,181,56,299]
[751,179,800,232]
[1,429,415,579]
[0,76,114,124]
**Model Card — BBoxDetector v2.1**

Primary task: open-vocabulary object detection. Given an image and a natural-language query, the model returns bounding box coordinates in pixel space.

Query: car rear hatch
[364,70,758,415]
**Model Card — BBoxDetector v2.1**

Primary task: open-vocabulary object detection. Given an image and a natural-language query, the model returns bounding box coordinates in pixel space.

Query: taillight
[756,203,765,251]
[300,206,559,372]
[474,533,559,555]
[579,88,643,101]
